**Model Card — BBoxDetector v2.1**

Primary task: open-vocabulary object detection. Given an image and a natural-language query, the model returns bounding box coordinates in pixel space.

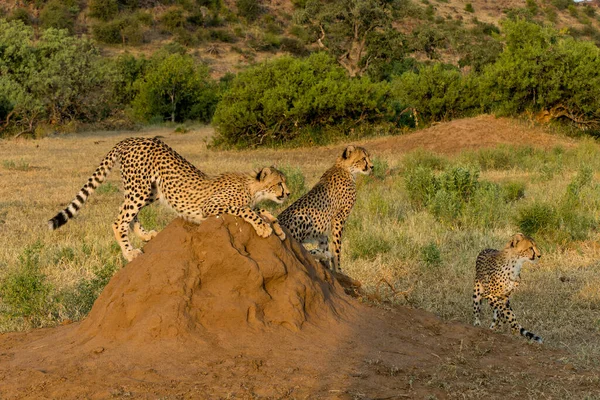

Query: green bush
[465,3,474,12]
[92,20,123,44]
[480,20,600,124]
[39,0,78,33]
[7,8,32,25]
[89,0,119,21]
[421,242,442,268]
[132,53,218,123]
[391,64,478,123]
[0,242,54,325]
[61,261,119,319]
[404,166,439,208]
[0,20,115,134]
[502,181,526,202]
[552,0,572,10]
[516,202,557,236]
[212,53,390,147]
[236,0,262,21]
[160,7,186,32]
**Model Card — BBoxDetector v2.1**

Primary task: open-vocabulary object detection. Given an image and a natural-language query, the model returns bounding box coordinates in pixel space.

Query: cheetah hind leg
[501,299,543,344]
[473,281,483,327]
[256,209,286,240]
[131,215,158,242]
[113,199,145,262]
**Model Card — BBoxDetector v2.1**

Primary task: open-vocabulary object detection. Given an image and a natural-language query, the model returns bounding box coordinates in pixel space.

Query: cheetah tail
[48,146,120,231]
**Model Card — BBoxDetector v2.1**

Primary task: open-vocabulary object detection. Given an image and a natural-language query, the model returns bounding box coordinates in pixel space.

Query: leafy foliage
[0,20,114,135]
[212,53,390,146]
[132,52,219,123]
[0,242,54,325]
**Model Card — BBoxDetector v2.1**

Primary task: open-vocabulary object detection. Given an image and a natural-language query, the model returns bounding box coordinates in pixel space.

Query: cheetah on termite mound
[49,137,290,261]
[277,145,373,272]
[473,233,543,343]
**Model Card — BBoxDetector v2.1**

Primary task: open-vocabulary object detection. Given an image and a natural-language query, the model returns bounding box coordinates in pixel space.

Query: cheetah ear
[256,167,271,181]
[342,145,356,159]
[510,233,525,248]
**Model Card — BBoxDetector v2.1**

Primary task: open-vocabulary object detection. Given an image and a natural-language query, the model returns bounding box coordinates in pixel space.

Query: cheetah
[277,145,373,272]
[473,233,543,343]
[48,137,290,262]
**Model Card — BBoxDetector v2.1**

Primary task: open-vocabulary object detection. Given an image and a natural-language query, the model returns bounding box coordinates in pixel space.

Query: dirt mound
[1,214,599,399]
[364,114,576,155]
[75,216,351,344]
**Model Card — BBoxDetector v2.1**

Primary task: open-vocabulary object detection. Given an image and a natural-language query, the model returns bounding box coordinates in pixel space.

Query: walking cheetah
[473,233,543,343]
[278,145,373,272]
[48,137,290,262]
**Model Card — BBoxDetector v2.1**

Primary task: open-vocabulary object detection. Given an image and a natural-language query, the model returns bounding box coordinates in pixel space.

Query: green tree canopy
[131,53,218,123]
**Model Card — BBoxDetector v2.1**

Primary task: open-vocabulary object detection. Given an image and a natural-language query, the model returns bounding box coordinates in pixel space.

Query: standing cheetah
[48,137,290,261]
[473,233,543,343]
[278,145,373,272]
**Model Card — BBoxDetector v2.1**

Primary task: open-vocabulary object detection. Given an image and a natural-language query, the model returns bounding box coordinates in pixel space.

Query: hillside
[1,0,600,77]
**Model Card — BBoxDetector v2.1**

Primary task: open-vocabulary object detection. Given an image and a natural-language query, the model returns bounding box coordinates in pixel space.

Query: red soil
[0,214,597,399]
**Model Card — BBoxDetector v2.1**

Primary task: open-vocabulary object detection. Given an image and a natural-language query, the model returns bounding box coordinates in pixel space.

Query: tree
[0,19,113,135]
[212,52,390,146]
[302,0,395,76]
[131,53,218,123]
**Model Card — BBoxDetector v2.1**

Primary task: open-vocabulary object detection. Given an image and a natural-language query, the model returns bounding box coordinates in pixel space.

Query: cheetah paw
[141,230,158,242]
[125,249,143,262]
[255,222,273,238]
[272,223,286,241]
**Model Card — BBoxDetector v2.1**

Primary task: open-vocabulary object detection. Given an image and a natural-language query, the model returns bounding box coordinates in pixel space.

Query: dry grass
[1,124,600,370]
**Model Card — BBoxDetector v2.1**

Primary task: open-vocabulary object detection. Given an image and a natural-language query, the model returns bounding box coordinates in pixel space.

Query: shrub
[61,261,119,319]
[89,0,119,21]
[480,20,600,124]
[212,53,390,147]
[552,0,572,10]
[516,202,557,236]
[7,8,32,25]
[421,242,442,268]
[391,64,477,123]
[404,166,439,208]
[236,0,262,21]
[0,20,114,134]
[502,181,526,202]
[132,53,219,123]
[0,242,54,325]
[160,7,186,33]
[39,0,78,33]
[465,3,474,12]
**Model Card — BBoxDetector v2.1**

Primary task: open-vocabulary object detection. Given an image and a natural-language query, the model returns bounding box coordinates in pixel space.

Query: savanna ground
[2,115,600,398]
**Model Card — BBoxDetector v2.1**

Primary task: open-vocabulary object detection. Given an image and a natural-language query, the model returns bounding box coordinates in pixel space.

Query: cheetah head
[505,233,541,263]
[252,167,291,205]
[338,145,373,176]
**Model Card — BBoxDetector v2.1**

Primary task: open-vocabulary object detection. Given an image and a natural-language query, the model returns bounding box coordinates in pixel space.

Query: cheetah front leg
[256,209,285,240]
[329,217,346,272]
[309,235,333,269]
[203,204,274,238]
[500,299,543,343]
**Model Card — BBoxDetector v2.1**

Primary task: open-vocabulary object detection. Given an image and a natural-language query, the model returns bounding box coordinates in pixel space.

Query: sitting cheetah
[278,145,373,272]
[473,233,543,343]
[48,137,290,262]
